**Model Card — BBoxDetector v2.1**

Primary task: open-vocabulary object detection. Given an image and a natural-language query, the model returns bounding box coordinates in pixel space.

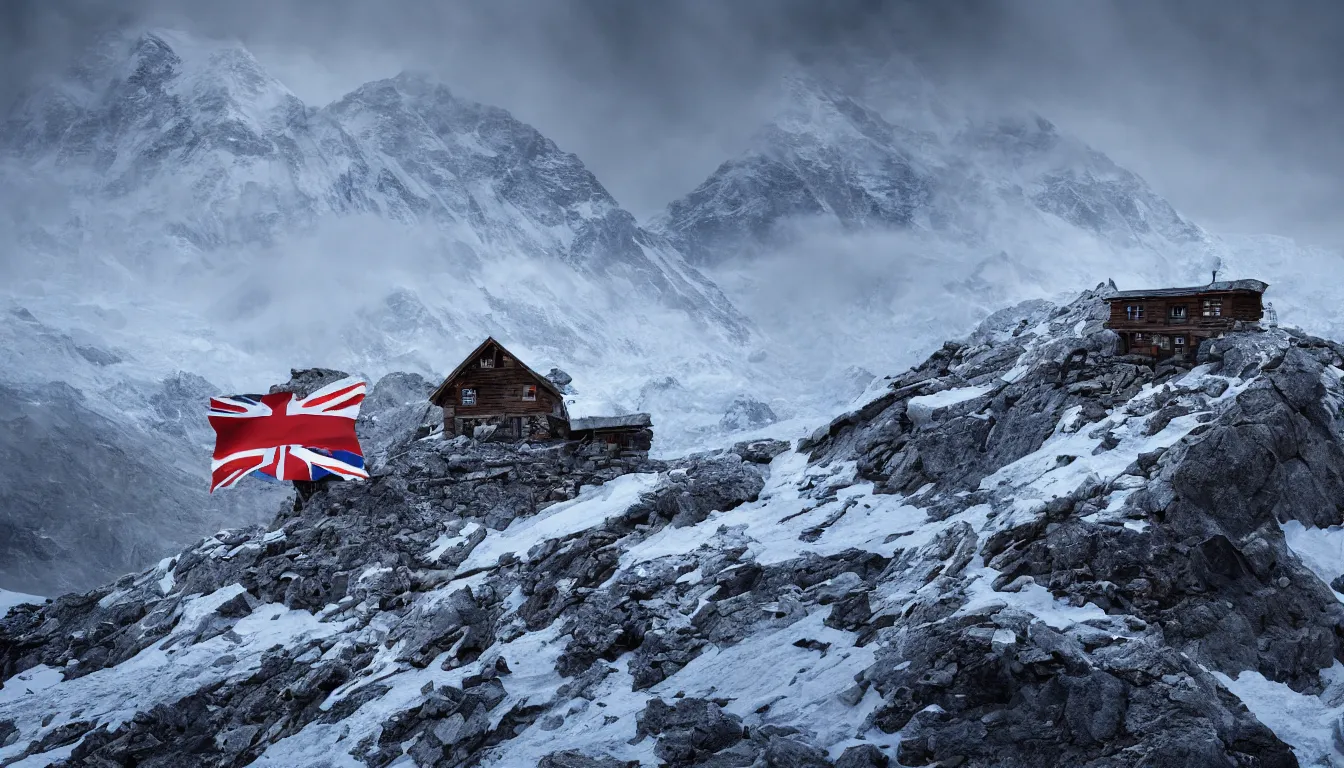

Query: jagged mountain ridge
[5,291,1344,766]
[2,29,739,326]
[653,71,1207,270]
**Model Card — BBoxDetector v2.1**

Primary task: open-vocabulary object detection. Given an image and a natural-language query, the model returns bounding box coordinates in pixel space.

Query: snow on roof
[569,413,653,431]
[1108,279,1268,300]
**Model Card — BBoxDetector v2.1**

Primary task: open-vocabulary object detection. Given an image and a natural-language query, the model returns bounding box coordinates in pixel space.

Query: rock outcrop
[4,287,1344,766]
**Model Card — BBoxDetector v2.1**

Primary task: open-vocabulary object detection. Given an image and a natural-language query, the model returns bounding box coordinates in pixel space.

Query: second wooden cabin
[1103,277,1268,360]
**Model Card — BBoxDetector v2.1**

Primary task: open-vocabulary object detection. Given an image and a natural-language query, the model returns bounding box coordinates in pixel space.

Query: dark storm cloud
[953,0,1344,246]
[3,0,1342,244]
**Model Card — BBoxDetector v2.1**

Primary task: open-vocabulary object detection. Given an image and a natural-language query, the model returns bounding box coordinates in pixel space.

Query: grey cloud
[2,0,1341,245]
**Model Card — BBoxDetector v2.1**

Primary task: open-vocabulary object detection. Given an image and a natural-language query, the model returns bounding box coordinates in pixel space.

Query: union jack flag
[208,377,368,492]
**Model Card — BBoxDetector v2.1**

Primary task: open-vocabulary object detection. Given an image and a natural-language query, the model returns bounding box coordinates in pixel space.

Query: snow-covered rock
[718,396,778,431]
[544,368,574,394]
[6,290,1344,766]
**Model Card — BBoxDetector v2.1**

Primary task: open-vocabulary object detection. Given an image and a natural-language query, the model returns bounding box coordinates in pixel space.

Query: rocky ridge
[4,286,1344,766]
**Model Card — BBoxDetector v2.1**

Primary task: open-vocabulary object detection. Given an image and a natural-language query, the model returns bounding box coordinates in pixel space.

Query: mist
[3,0,1342,248]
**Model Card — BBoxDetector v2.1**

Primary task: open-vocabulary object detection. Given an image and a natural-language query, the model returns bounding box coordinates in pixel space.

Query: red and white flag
[208,377,367,492]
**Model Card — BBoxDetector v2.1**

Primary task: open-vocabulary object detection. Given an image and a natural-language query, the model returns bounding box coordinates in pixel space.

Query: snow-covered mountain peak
[656,60,1212,267]
[7,28,303,168]
[763,69,928,158]
[645,63,1267,430]
[326,68,633,263]
[651,69,940,269]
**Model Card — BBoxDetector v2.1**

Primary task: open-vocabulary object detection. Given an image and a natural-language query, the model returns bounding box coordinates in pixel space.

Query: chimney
[1211,269,1218,284]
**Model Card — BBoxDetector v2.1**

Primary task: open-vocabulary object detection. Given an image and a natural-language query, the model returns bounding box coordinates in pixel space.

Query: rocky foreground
[4,286,1344,767]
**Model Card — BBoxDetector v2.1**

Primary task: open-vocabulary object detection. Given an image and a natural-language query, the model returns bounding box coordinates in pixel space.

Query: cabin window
[522,384,537,401]
[1202,299,1222,317]
[1158,335,1171,350]
[479,356,495,368]
[1174,336,1186,349]
[461,388,476,406]
[1125,305,1145,320]
[1170,306,1188,320]
[1133,332,1145,343]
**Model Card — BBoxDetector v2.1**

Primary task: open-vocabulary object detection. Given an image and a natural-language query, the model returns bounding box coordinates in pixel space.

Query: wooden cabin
[429,338,569,439]
[1103,278,1268,359]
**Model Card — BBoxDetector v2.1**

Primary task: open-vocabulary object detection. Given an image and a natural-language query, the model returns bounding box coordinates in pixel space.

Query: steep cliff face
[4,289,1344,766]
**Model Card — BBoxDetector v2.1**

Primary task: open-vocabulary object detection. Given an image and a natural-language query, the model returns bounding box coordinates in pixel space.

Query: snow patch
[1281,521,1344,597]
[0,589,43,616]
[622,452,928,570]
[907,385,994,427]
[960,555,1109,630]
[426,522,482,562]
[1214,663,1344,767]
[455,472,661,577]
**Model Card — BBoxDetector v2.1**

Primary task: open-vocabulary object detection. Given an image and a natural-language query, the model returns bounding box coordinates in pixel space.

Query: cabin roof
[569,413,653,431]
[1107,279,1269,301]
[429,337,566,405]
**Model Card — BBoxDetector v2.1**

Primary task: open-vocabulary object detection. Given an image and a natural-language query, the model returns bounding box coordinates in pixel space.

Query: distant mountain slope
[4,30,1342,599]
[0,307,288,595]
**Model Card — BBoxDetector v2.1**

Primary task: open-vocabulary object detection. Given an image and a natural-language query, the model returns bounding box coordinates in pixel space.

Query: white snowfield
[0,590,42,616]
[455,473,662,577]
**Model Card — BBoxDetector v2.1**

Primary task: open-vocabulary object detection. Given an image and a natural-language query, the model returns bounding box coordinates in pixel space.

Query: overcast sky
[4,0,1342,248]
